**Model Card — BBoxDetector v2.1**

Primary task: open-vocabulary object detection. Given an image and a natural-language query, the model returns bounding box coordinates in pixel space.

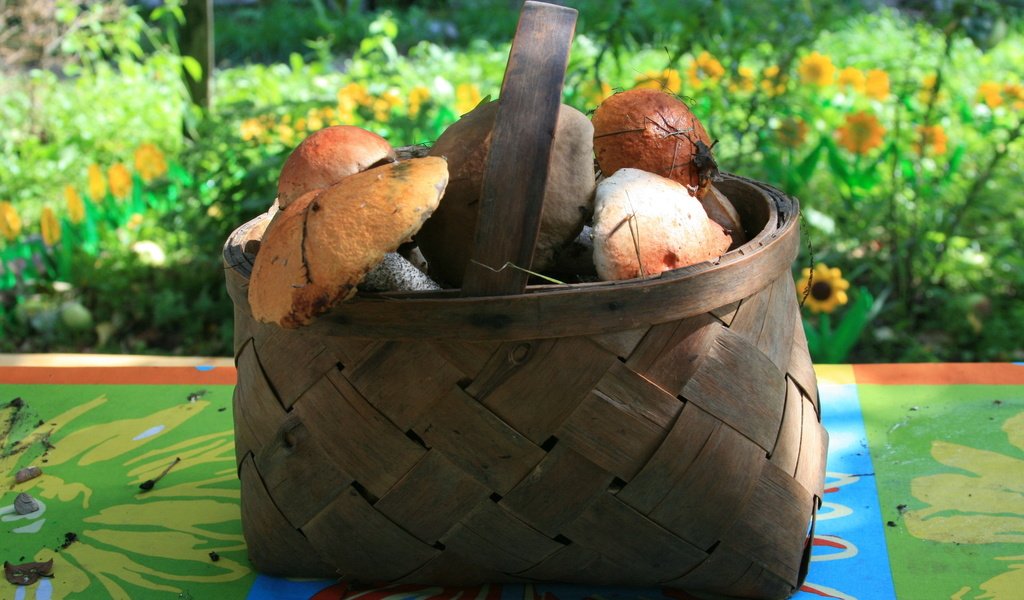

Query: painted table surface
[1,355,1022,600]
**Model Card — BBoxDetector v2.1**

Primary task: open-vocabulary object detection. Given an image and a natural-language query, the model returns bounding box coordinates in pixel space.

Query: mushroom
[701,183,748,248]
[592,88,717,199]
[416,100,596,286]
[276,125,397,209]
[248,157,449,328]
[591,168,731,281]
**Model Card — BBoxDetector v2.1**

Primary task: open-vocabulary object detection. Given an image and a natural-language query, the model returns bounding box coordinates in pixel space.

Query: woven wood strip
[225,175,825,599]
[253,411,353,529]
[238,456,334,578]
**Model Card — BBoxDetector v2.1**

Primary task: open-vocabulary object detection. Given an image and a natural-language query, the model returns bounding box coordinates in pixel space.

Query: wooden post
[181,0,214,110]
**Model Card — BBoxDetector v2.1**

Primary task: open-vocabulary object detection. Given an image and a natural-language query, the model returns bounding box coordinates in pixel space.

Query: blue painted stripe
[792,383,897,600]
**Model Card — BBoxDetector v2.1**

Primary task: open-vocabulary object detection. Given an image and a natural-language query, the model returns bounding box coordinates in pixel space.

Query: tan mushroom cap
[249,157,449,328]
[592,88,714,198]
[418,100,596,286]
[276,125,397,209]
[592,168,731,281]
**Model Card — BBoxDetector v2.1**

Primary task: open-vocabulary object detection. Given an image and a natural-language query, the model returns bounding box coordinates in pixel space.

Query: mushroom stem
[359,252,442,293]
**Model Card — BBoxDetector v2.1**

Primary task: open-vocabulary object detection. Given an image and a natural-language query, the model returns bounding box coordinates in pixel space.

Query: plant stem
[930,117,1023,284]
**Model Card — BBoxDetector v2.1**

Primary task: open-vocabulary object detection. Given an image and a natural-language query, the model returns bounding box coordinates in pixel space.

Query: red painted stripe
[0,366,237,386]
[853,363,1024,385]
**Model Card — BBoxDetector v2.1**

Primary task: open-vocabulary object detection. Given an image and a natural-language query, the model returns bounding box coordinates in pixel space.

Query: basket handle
[460,0,578,297]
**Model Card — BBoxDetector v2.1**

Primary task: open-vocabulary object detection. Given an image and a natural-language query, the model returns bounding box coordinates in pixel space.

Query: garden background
[1,0,1021,363]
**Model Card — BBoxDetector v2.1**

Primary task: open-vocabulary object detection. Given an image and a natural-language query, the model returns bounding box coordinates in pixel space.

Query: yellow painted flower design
[799,52,836,87]
[108,164,132,200]
[837,111,886,155]
[905,411,1024,599]
[864,69,890,100]
[455,82,482,115]
[0,201,21,241]
[65,186,86,225]
[796,263,850,314]
[87,164,106,203]
[688,52,725,88]
[40,206,61,246]
[1,395,249,599]
[634,69,682,94]
[133,143,168,183]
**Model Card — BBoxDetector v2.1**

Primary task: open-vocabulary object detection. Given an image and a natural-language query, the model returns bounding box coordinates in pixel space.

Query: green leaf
[289,52,304,73]
[803,318,821,358]
[825,139,851,183]
[181,56,203,83]
[940,144,966,185]
[795,138,825,184]
[822,289,875,363]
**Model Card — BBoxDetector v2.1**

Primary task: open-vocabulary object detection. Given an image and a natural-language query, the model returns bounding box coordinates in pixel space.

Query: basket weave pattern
[225,177,826,599]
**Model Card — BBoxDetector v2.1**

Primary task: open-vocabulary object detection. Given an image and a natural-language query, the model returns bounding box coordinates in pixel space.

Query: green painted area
[859,384,1024,600]
[0,384,254,600]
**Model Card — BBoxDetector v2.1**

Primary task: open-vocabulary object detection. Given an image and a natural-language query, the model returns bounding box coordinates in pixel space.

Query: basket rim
[224,173,801,341]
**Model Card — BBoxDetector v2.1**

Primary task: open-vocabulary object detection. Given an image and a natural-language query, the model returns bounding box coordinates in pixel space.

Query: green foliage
[1,2,1022,362]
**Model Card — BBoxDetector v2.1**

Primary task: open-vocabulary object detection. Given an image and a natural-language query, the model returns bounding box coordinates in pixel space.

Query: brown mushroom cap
[276,125,397,209]
[249,157,449,328]
[592,88,715,198]
[592,168,731,281]
[417,100,596,286]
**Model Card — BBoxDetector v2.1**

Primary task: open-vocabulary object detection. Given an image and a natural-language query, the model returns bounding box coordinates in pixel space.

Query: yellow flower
[688,52,725,88]
[108,163,132,199]
[408,85,431,117]
[318,106,339,125]
[776,116,809,148]
[455,82,482,115]
[40,205,61,246]
[65,185,86,224]
[837,66,865,92]
[761,65,789,96]
[133,143,168,183]
[372,98,391,122]
[978,81,1003,108]
[240,118,265,142]
[796,263,850,314]
[634,68,682,94]
[904,411,1024,598]
[729,66,756,93]
[305,109,325,131]
[337,82,372,109]
[918,73,943,105]
[0,201,22,241]
[864,69,890,100]
[276,123,296,146]
[798,52,836,87]
[580,79,614,107]
[87,164,106,202]
[914,124,948,155]
[837,111,886,155]
[1001,83,1024,110]
[126,213,144,230]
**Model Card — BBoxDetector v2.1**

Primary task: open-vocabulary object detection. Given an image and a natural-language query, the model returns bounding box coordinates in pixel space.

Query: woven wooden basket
[223,3,826,598]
